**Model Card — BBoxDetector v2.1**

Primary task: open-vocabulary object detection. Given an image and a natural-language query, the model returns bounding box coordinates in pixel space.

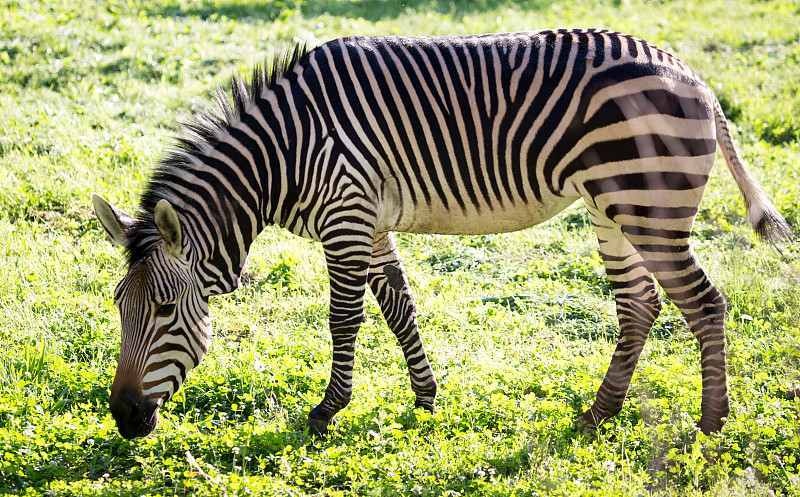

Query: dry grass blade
[185,450,229,497]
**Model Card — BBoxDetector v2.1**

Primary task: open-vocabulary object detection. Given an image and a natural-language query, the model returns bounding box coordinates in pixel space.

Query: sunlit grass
[2,0,799,495]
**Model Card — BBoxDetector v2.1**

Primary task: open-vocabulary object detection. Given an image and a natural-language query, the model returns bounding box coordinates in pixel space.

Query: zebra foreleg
[574,209,662,431]
[307,241,373,436]
[368,233,437,413]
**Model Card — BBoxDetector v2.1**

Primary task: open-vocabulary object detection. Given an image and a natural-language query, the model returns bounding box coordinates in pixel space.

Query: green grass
[2,0,800,495]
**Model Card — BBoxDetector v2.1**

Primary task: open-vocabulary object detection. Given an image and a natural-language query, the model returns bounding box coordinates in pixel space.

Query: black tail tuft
[754,209,793,243]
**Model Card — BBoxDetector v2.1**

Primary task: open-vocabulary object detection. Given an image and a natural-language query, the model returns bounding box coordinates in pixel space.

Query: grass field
[2,0,800,495]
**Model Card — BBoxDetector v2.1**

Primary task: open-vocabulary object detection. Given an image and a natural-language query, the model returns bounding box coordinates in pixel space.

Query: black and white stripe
[95,30,790,438]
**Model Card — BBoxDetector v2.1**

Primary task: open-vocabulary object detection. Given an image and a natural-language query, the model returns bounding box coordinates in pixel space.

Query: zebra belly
[385,194,579,235]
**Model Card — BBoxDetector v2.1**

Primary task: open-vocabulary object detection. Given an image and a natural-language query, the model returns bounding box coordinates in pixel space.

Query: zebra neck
[173,190,260,296]
[187,105,303,294]
[163,139,273,296]
[253,85,310,238]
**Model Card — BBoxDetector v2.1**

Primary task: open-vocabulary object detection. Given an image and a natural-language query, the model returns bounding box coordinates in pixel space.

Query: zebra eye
[155,303,176,317]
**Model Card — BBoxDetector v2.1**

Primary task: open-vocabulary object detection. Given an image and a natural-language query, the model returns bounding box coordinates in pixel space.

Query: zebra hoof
[307,415,336,437]
[696,416,725,435]
[571,412,599,434]
[414,400,436,415]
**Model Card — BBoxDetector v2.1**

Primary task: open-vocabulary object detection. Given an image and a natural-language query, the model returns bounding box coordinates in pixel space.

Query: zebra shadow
[147,0,553,25]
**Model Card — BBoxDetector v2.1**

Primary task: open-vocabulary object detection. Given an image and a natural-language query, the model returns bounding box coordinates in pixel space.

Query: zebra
[92,30,791,439]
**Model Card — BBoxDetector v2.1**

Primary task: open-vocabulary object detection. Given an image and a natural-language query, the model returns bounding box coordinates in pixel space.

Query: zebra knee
[636,283,663,331]
[614,285,662,337]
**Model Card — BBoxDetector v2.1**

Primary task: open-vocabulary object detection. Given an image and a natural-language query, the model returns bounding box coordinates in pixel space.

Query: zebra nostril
[110,389,136,420]
[125,395,142,421]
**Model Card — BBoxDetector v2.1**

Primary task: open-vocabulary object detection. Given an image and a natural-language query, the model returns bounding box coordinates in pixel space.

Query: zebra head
[92,194,212,439]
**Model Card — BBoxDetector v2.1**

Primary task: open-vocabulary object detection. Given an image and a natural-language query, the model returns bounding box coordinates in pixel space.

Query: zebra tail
[713,99,793,242]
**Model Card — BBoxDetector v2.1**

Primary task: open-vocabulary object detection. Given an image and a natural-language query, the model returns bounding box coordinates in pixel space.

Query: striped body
[93,30,790,439]
[300,32,713,238]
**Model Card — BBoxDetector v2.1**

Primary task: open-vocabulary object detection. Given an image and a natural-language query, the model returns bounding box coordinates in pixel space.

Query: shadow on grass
[148,0,553,24]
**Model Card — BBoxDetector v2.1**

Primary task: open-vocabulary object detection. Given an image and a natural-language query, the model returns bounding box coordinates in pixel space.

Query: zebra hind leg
[368,233,438,413]
[629,236,729,434]
[574,206,662,432]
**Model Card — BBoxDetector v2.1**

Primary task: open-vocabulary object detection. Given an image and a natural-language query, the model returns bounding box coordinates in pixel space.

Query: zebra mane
[124,43,310,265]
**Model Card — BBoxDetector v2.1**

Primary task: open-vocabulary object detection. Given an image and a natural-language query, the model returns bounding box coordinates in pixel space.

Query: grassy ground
[1,0,799,495]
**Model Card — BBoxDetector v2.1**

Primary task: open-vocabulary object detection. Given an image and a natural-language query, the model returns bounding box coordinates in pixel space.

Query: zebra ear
[154,199,183,258]
[92,193,136,247]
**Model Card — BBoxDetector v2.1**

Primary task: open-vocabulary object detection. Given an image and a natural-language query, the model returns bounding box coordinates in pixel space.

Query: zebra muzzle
[109,388,160,439]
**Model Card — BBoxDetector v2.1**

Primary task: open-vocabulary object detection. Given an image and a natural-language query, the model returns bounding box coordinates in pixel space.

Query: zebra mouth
[110,389,162,439]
